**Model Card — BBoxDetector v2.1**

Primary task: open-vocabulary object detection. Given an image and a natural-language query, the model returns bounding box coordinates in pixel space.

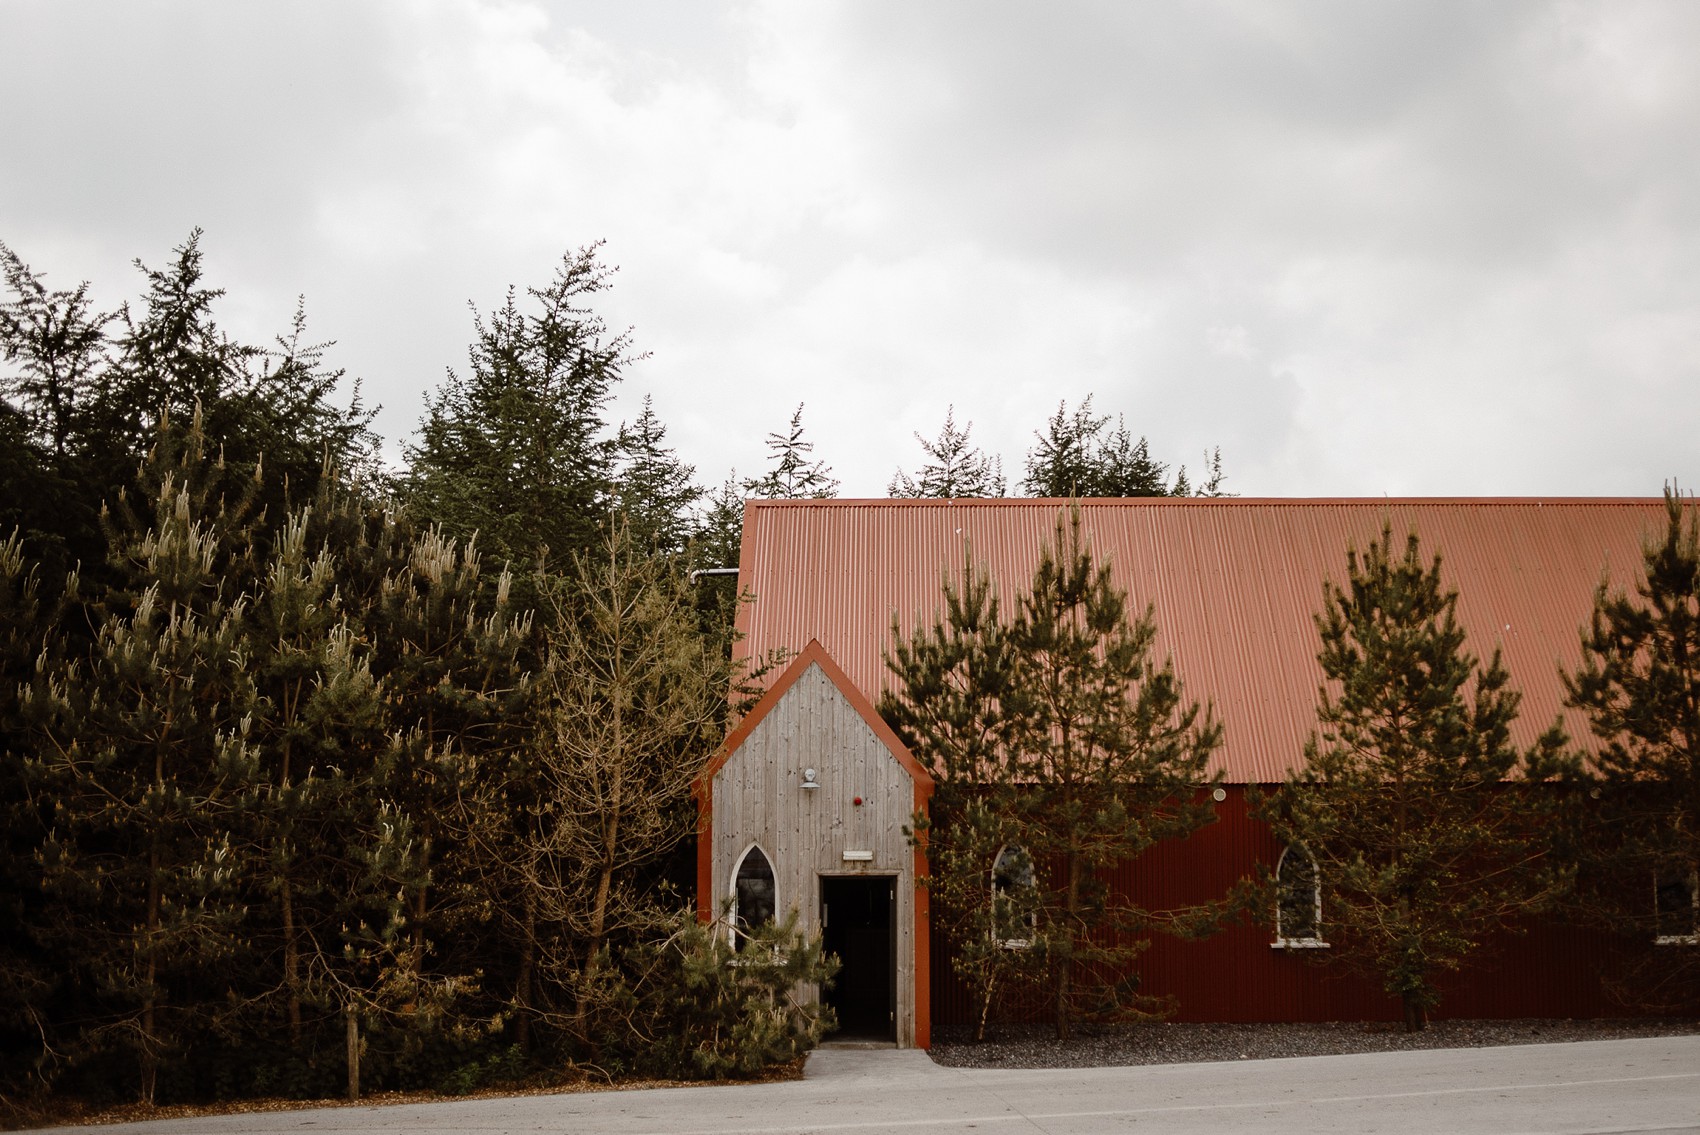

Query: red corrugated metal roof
[733,497,1671,783]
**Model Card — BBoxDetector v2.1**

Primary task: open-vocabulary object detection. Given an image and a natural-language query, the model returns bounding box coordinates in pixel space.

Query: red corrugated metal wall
[931,788,1631,1027]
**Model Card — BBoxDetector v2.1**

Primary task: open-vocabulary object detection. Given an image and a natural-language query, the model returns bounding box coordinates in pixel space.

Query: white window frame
[1653,867,1699,947]
[1272,843,1329,950]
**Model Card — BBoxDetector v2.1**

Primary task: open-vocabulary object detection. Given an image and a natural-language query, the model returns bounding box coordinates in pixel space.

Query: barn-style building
[697,497,1672,1047]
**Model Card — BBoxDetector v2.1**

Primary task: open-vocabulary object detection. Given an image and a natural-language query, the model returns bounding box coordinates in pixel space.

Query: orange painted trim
[695,782,713,925]
[912,775,934,1049]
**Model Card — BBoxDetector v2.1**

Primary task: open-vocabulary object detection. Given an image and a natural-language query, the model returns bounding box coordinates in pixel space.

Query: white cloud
[3,0,1698,497]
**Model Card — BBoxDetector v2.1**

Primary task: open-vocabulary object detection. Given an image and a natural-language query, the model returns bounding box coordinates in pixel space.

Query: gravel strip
[928,1018,1700,1069]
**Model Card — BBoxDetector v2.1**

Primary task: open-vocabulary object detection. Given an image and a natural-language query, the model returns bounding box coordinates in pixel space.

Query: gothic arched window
[1274,843,1328,948]
[731,844,776,951]
[991,845,1037,950]
[1654,866,1699,946]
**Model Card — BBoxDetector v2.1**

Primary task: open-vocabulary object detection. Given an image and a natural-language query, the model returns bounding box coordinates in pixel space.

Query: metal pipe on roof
[689,567,740,584]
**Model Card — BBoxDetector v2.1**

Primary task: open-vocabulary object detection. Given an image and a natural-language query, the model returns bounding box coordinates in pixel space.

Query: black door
[819,875,895,1040]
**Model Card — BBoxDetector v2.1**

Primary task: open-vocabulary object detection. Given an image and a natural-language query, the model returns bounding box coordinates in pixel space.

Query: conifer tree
[743,404,838,500]
[105,234,374,512]
[1263,523,1575,1031]
[366,526,533,1002]
[243,301,382,506]
[1020,396,1221,498]
[517,519,732,1046]
[678,473,751,653]
[0,242,115,572]
[3,234,375,576]
[0,242,111,463]
[694,474,747,574]
[879,555,1039,1038]
[0,530,61,1097]
[240,497,409,1066]
[888,406,1005,498]
[405,244,634,570]
[1191,447,1229,498]
[105,233,257,450]
[613,395,703,556]
[1564,486,1700,1009]
[240,509,440,1099]
[18,414,261,1103]
[884,507,1228,1039]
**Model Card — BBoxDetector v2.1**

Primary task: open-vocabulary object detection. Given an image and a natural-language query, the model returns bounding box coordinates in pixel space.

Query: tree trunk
[573,859,616,1042]
[1055,848,1081,1041]
[345,1004,360,1102]
[282,878,302,1045]
[1402,995,1427,1033]
[280,733,302,1045]
[514,893,536,1053]
[975,971,998,1043]
[140,846,161,1105]
[573,754,623,1044]
[141,720,170,1106]
[411,836,431,972]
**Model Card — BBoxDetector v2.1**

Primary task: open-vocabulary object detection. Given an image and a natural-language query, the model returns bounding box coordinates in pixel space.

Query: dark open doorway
[820,875,895,1040]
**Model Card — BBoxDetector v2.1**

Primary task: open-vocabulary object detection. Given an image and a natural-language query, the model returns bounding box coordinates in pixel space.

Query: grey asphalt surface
[32,1035,1700,1135]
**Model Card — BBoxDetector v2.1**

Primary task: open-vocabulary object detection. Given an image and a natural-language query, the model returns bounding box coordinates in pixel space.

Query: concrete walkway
[31,1035,1700,1134]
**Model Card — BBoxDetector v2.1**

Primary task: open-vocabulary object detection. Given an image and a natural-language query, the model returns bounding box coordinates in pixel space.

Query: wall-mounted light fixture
[1211,787,1227,802]
[801,767,820,790]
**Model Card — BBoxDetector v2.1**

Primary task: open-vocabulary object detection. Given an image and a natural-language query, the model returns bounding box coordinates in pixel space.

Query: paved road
[34,1036,1700,1134]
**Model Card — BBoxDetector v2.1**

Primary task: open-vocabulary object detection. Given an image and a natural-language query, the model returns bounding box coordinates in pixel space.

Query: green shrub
[592,908,837,1079]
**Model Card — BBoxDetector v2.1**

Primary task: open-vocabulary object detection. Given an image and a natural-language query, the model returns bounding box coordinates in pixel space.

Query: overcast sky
[4,1,1697,498]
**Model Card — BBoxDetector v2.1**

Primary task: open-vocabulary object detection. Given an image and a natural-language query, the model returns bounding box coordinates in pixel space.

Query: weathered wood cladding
[711,661,924,1046]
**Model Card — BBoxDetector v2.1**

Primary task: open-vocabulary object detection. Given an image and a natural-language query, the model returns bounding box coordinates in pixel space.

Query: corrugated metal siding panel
[735,498,1670,783]
[928,790,1630,1027]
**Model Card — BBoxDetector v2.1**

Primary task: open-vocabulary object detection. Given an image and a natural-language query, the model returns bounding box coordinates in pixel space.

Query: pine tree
[1090,416,1170,497]
[1262,523,1575,1031]
[241,299,382,506]
[1021,398,1104,498]
[0,242,111,464]
[1190,447,1229,498]
[240,495,397,1063]
[0,242,115,573]
[104,233,374,510]
[365,524,533,1017]
[105,232,256,451]
[405,244,634,571]
[613,395,703,556]
[515,519,732,1047]
[1563,486,1700,1009]
[3,234,376,575]
[694,474,746,574]
[241,513,437,1099]
[742,404,838,500]
[879,555,1040,1038]
[1020,396,1212,498]
[18,415,261,1103]
[888,407,1005,498]
[883,507,1228,1039]
[0,530,61,1099]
